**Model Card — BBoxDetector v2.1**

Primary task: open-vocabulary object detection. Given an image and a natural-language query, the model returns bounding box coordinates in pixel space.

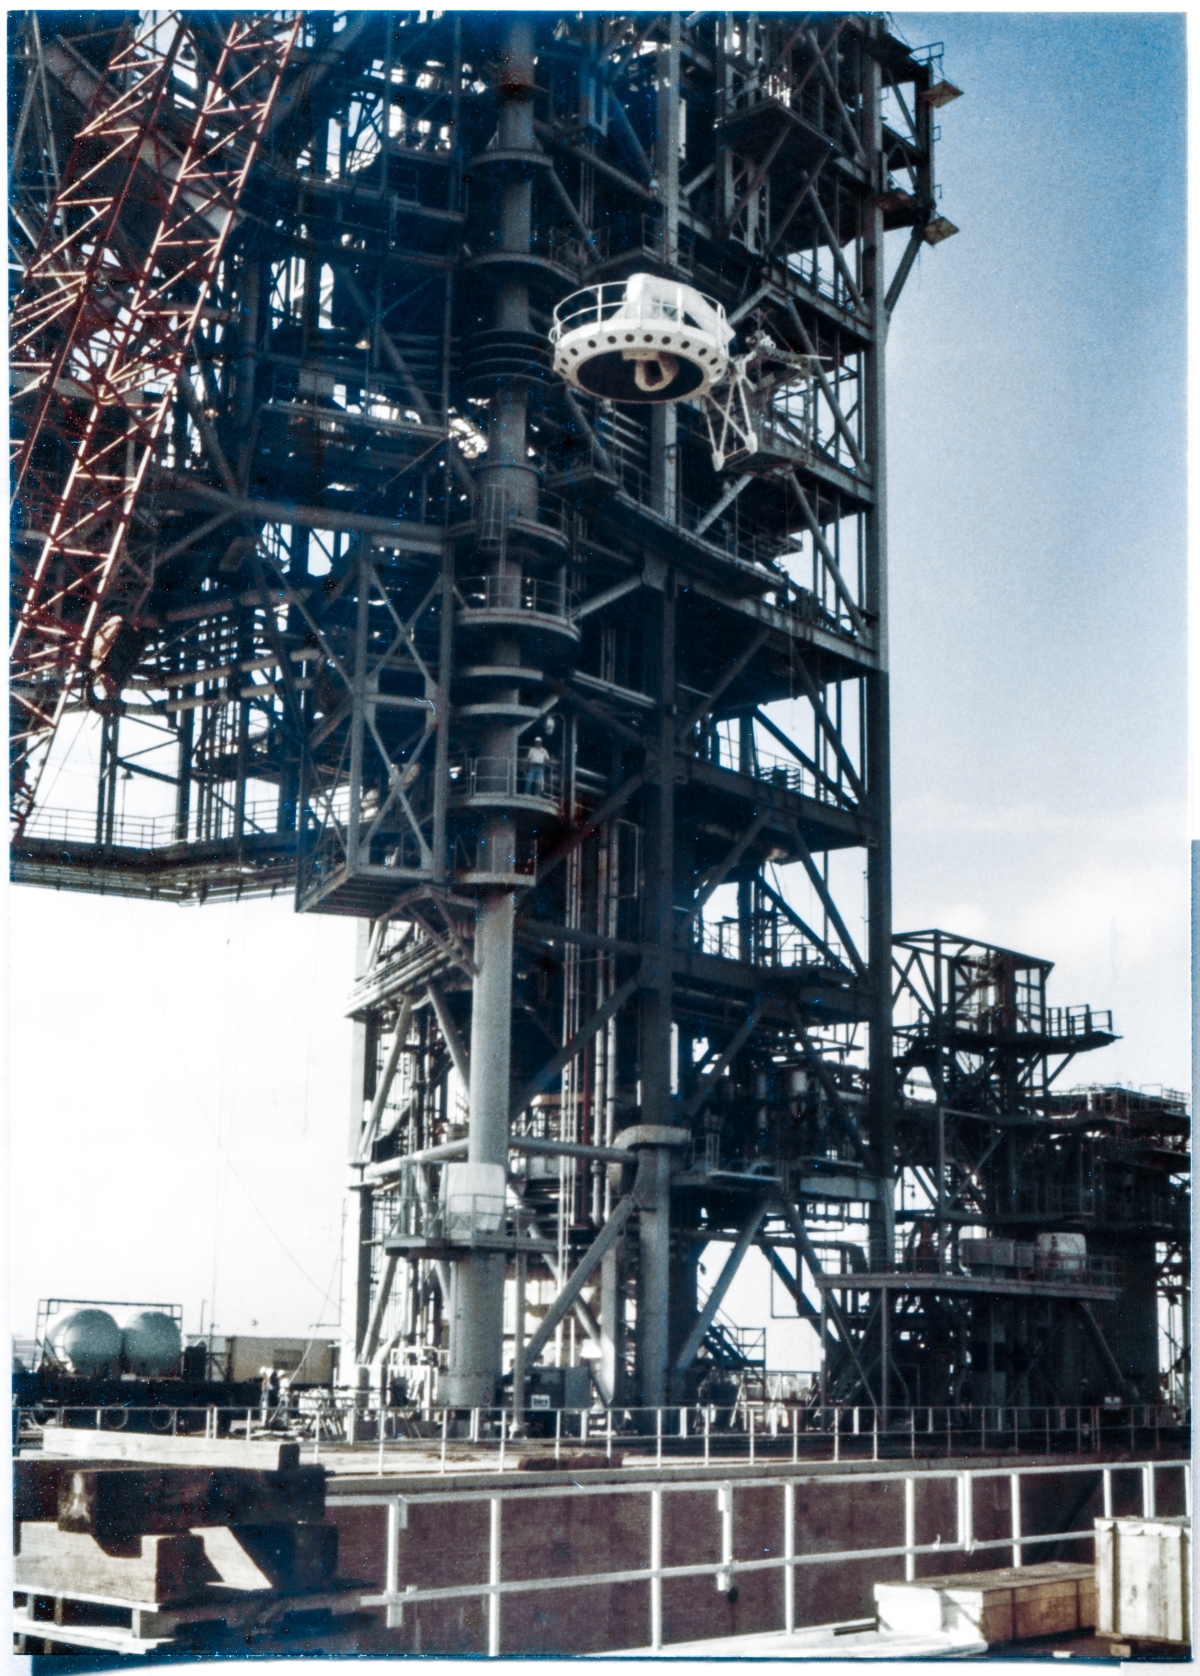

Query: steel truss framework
[9,10,300,830]
[9,12,1187,1419]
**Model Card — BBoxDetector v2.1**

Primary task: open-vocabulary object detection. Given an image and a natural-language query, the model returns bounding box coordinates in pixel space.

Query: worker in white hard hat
[525,737,550,797]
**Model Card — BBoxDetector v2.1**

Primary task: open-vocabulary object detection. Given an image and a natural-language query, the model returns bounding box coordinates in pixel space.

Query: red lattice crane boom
[9,11,300,835]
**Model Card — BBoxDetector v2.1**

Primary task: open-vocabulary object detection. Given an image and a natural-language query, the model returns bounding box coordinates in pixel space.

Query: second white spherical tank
[121,1311,182,1376]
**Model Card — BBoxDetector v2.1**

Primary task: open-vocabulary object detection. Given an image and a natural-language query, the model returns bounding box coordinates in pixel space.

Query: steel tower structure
[10,12,1185,1419]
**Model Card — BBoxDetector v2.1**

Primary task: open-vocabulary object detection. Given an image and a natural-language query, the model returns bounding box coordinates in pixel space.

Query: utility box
[1036,1231,1087,1274]
[527,1365,593,1411]
[1095,1516,1191,1644]
[221,1336,337,1387]
[440,1162,506,1239]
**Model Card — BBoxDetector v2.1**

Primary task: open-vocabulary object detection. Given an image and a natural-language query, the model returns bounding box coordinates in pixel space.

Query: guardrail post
[749,1405,755,1464]
[704,1405,710,1466]
[716,1482,733,1593]
[784,1480,795,1632]
[440,1407,448,1474]
[488,1495,502,1655]
[904,1475,916,1579]
[607,1406,614,1462]
[385,1498,407,1628]
[959,1470,973,1555]
[833,1405,839,1464]
[650,1487,663,1650]
[656,1406,663,1468]
[1142,1461,1156,1518]
[1010,1472,1022,1567]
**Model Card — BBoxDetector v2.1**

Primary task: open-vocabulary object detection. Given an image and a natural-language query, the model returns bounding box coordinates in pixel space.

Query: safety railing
[447,754,562,805]
[386,1192,507,1245]
[18,799,282,850]
[1045,1005,1114,1038]
[14,1399,339,1444]
[585,441,786,573]
[16,1400,1188,1473]
[335,1449,1189,1654]
[1006,1184,1097,1219]
[456,574,577,620]
[695,913,845,974]
[693,738,850,807]
[550,277,729,342]
[693,909,871,978]
[887,1234,1122,1291]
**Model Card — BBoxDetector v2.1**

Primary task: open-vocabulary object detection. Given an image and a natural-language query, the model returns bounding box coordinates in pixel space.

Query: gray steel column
[863,21,895,1269]
[635,1144,673,1408]
[443,18,537,1411]
[443,887,514,1407]
[600,1242,623,1403]
[346,920,375,1374]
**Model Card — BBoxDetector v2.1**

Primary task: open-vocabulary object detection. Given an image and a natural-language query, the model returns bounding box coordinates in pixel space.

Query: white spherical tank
[48,1309,121,1375]
[121,1311,183,1377]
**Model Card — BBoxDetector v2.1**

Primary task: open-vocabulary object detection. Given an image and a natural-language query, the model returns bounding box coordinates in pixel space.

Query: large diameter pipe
[442,15,536,1415]
[468,890,515,1169]
[441,886,514,1408]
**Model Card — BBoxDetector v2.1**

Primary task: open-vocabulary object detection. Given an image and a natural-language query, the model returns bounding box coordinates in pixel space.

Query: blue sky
[886,10,1188,1086]
[722,9,1188,1364]
[7,13,1188,1353]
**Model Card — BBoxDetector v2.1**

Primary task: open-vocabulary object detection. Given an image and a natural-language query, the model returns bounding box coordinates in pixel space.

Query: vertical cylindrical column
[443,889,513,1408]
[862,19,895,1271]
[444,18,538,1412]
[345,921,374,1377]
[600,1241,621,1404]
[639,583,675,1123]
[636,1144,673,1409]
[468,891,515,1169]
[511,1248,526,1426]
